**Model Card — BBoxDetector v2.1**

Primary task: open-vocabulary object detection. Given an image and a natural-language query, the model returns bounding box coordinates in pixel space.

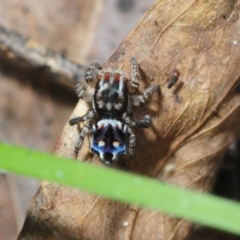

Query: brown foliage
[18,0,240,239]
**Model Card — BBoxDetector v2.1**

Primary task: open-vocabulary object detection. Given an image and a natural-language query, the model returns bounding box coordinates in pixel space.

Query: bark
[18,0,240,239]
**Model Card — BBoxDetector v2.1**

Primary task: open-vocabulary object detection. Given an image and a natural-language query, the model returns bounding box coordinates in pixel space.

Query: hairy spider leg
[123,113,151,128]
[130,57,140,91]
[85,63,102,84]
[74,63,102,102]
[74,83,94,102]
[122,84,159,128]
[131,84,159,106]
[126,125,136,157]
[73,122,93,158]
[69,108,96,126]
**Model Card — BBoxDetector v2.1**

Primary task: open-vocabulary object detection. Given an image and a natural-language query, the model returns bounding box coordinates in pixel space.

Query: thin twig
[0,24,88,89]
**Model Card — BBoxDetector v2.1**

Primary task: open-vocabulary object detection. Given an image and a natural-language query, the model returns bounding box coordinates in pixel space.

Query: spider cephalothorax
[69,58,159,165]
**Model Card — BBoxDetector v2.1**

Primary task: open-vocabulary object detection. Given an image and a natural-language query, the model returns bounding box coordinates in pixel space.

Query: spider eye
[98,140,105,147]
[104,72,111,81]
[113,141,120,147]
[114,73,120,82]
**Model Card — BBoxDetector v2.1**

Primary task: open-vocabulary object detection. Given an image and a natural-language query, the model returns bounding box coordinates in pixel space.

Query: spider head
[91,119,127,165]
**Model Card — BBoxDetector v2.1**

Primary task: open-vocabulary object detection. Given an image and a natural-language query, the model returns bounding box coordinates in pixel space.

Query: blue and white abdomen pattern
[91,119,127,165]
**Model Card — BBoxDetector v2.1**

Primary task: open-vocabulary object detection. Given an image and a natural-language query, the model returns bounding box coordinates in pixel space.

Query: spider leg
[123,113,151,128]
[85,63,102,84]
[130,57,140,91]
[69,108,96,125]
[75,83,94,102]
[75,83,85,97]
[126,125,136,157]
[75,63,102,102]
[131,84,159,106]
[73,121,93,158]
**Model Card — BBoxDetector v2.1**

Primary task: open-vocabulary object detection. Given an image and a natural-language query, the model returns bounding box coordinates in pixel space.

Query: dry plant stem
[0,24,87,89]
[19,0,240,240]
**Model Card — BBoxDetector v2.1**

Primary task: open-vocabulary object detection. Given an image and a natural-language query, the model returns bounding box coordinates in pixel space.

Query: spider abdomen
[91,119,127,165]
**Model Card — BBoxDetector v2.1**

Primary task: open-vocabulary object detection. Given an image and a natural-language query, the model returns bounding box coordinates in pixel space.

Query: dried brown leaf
[19,0,240,239]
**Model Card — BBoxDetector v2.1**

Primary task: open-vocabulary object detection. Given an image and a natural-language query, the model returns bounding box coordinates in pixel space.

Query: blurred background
[1,1,240,240]
[0,0,154,239]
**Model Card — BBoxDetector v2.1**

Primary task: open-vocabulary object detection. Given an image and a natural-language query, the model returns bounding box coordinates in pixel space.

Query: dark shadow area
[0,54,78,107]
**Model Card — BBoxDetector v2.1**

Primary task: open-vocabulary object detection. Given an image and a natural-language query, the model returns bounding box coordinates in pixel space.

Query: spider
[69,58,159,165]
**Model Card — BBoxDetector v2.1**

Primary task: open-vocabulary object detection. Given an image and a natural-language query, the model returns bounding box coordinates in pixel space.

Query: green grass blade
[0,142,240,235]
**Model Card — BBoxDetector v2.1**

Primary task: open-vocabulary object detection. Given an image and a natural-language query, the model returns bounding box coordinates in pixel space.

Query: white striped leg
[85,63,102,84]
[74,122,92,158]
[131,84,159,106]
[123,114,151,128]
[126,126,136,157]
[130,57,140,91]
[75,83,94,102]
[69,108,96,126]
